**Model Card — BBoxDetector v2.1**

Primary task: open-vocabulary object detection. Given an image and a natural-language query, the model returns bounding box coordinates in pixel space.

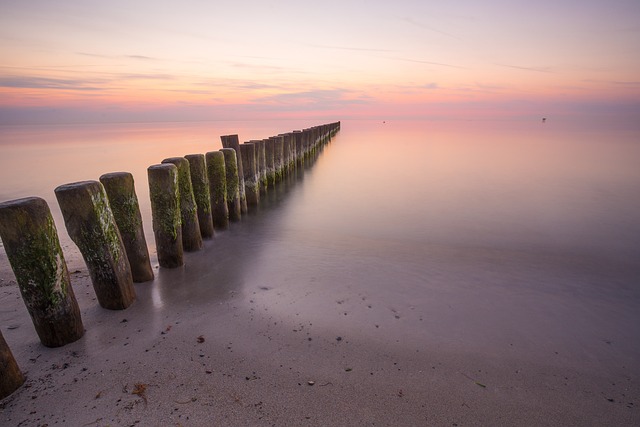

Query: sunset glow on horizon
[1,0,639,124]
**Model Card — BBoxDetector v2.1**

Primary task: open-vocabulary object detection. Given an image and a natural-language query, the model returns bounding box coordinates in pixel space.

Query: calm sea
[1,118,639,366]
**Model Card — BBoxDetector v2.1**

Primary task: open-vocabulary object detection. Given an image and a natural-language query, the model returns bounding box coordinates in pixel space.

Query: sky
[1,0,639,124]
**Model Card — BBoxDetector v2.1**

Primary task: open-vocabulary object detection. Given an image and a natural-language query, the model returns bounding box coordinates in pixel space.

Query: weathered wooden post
[252,140,268,194]
[220,148,241,221]
[239,143,260,207]
[293,130,304,169]
[55,181,136,310]
[0,331,24,399]
[220,135,248,215]
[205,151,229,230]
[161,157,202,252]
[99,172,154,283]
[184,154,215,239]
[148,164,183,268]
[0,197,84,346]
[272,136,285,183]
[282,133,292,176]
[264,138,276,187]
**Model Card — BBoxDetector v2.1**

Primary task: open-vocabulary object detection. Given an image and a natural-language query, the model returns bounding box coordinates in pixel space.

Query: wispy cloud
[495,63,554,73]
[390,57,467,69]
[251,88,372,110]
[307,44,397,53]
[0,76,106,91]
[77,52,162,61]
[398,17,462,40]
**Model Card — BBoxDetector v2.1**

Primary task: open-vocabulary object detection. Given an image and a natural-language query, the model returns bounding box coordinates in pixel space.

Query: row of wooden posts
[0,121,340,399]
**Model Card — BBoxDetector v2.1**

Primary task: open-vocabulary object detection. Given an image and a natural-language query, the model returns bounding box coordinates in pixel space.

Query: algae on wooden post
[0,330,24,399]
[148,164,184,268]
[220,148,241,221]
[264,138,276,188]
[161,157,202,252]
[220,134,248,215]
[55,181,136,310]
[205,151,229,230]
[282,133,292,176]
[239,143,260,208]
[249,140,268,194]
[184,154,215,239]
[100,172,154,283]
[0,197,84,347]
[272,135,285,183]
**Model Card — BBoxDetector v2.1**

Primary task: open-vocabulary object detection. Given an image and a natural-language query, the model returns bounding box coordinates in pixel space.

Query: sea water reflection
[1,119,639,363]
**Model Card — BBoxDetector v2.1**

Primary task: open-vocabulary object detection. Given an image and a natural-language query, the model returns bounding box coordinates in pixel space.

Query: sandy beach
[2,207,639,426]
[1,120,639,426]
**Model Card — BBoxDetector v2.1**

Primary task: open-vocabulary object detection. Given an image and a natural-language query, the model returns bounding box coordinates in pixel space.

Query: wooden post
[220,135,248,215]
[148,164,184,268]
[184,154,215,239]
[264,138,276,188]
[161,157,202,252]
[99,172,154,283]
[0,331,24,399]
[220,148,241,221]
[272,136,285,183]
[239,143,260,207]
[0,197,84,346]
[55,181,136,310]
[293,130,304,169]
[251,140,268,194]
[282,133,292,176]
[205,151,229,230]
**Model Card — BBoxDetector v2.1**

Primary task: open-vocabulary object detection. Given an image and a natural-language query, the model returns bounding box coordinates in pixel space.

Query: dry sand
[1,207,639,426]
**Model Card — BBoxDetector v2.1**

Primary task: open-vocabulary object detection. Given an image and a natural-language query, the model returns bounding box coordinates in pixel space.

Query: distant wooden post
[293,130,304,169]
[148,164,184,268]
[161,157,202,252]
[220,148,241,221]
[55,181,136,310]
[251,140,268,194]
[184,154,215,239]
[272,136,285,182]
[239,143,260,207]
[264,138,276,187]
[0,197,84,346]
[282,133,292,176]
[0,331,24,399]
[205,151,229,230]
[100,172,154,283]
[221,135,248,214]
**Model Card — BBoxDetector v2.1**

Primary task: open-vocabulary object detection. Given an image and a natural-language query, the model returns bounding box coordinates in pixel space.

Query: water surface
[1,118,639,370]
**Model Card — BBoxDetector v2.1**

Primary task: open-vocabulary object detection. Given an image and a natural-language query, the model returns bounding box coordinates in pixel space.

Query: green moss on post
[272,136,285,183]
[220,148,241,222]
[282,133,292,176]
[184,154,215,239]
[100,172,154,283]
[220,134,248,215]
[293,130,304,169]
[55,181,136,310]
[205,151,229,230]
[0,197,84,347]
[264,138,276,188]
[249,140,268,194]
[161,157,202,252]
[148,164,184,268]
[0,330,24,399]
[239,143,260,208]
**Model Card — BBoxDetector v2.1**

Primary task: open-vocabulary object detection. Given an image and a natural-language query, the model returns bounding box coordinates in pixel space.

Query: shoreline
[2,234,638,426]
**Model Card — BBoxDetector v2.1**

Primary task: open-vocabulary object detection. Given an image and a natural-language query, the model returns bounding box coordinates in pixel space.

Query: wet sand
[2,121,640,425]
[1,197,639,426]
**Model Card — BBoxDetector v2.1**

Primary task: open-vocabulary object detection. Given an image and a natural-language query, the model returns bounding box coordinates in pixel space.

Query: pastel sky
[1,0,639,124]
